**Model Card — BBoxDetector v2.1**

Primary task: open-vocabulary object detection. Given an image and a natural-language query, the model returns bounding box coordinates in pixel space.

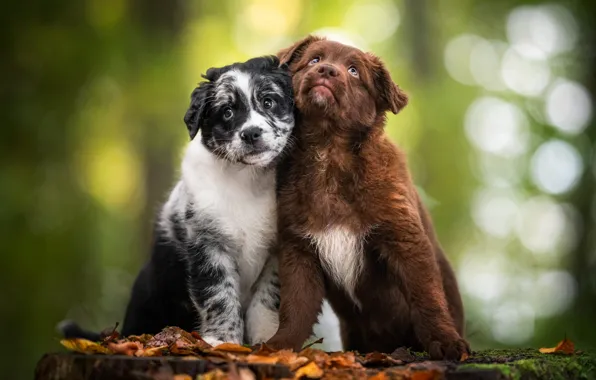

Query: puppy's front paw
[427,337,470,361]
[202,336,226,347]
[266,334,301,352]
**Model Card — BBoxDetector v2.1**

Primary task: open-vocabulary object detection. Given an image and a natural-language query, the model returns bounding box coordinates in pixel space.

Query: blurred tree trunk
[401,0,476,268]
[403,0,436,81]
[567,0,596,348]
[0,1,188,379]
[129,0,193,261]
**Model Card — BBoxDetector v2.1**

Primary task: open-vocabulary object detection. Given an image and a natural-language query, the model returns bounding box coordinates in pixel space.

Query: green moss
[459,363,513,377]
[458,349,596,380]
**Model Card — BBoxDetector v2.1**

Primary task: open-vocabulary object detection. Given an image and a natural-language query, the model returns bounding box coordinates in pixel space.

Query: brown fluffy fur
[266,36,470,360]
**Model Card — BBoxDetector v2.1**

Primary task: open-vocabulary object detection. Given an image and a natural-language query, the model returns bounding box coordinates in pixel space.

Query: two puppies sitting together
[71,35,470,360]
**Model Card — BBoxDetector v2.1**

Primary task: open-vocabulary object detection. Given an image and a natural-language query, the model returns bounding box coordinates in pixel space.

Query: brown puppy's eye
[348,66,359,77]
[223,108,234,120]
[309,57,320,65]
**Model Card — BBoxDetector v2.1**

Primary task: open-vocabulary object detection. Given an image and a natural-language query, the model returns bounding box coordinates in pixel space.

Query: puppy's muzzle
[316,64,339,78]
[240,126,263,145]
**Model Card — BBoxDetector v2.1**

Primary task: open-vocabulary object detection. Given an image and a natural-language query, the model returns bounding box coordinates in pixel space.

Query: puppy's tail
[57,320,102,342]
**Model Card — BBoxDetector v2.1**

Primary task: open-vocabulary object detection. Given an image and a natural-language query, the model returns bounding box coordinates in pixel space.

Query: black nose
[240,126,263,144]
[317,64,338,77]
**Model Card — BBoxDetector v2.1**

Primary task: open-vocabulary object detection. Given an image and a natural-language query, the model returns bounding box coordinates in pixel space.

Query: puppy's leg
[187,250,243,346]
[267,235,325,351]
[382,199,469,360]
[245,256,280,345]
[417,196,465,336]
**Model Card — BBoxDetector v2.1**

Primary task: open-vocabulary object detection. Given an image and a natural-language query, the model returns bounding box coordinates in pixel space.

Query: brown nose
[317,64,338,77]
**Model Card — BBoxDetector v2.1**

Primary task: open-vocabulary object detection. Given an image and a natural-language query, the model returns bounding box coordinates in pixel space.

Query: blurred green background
[2,0,596,378]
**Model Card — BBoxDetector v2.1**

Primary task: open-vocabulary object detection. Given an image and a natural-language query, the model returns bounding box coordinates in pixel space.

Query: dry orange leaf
[299,348,330,366]
[460,352,469,361]
[107,341,142,356]
[245,354,280,365]
[326,351,363,369]
[410,369,443,380]
[173,375,193,380]
[274,350,309,371]
[294,362,323,379]
[539,338,575,355]
[134,345,168,357]
[251,343,277,356]
[213,343,253,354]
[60,339,112,355]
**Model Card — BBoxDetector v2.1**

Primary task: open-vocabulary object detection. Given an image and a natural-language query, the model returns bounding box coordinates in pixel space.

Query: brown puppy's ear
[367,53,409,114]
[277,35,324,67]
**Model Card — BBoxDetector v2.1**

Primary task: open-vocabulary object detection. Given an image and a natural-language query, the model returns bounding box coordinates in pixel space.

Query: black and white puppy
[61,56,295,346]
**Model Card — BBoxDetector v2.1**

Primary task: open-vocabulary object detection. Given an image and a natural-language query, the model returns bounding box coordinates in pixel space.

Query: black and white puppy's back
[120,56,295,346]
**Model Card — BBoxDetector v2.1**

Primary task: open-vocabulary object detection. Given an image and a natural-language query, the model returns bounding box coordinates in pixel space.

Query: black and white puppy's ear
[184,82,211,140]
[183,67,226,140]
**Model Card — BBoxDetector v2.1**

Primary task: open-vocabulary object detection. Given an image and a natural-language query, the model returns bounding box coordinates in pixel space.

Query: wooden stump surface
[34,349,596,380]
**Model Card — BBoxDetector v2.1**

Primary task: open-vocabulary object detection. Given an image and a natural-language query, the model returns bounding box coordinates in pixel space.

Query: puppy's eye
[263,98,274,109]
[223,108,234,120]
[348,66,359,77]
[309,57,320,65]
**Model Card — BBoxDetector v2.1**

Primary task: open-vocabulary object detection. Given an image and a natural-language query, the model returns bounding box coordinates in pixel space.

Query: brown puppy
[266,36,469,360]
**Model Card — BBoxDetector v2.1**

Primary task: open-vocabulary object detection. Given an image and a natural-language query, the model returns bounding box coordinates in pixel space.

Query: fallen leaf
[273,350,309,371]
[298,348,330,366]
[127,334,154,344]
[214,343,253,353]
[251,342,277,356]
[390,347,416,363]
[460,352,469,361]
[294,362,323,379]
[169,342,197,356]
[326,351,363,369]
[173,375,193,380]
[107,341,142,356]
[245,355,280,365]
[189,331,213,349]
[60,339,112,354]
[135,345,168,357]
[361,352,403,367]
[146,326,197,348]
[539,338,575,355]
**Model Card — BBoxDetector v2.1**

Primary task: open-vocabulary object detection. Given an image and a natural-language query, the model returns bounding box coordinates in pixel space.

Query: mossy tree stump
[35,349,596,380]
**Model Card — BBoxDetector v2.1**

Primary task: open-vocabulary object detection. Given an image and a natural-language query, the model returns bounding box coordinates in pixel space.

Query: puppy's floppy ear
[277,35,323,67]
[184,81,212,140]
[184,66,226,140]
[367,53,409,114]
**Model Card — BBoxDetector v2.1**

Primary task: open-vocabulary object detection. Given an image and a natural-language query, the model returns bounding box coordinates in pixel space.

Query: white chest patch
[177,138,277,304]
[309,227,364,306]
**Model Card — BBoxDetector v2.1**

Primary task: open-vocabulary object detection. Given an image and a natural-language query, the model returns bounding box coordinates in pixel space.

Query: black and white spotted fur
[60,56,295,346]
[123,56,295,346]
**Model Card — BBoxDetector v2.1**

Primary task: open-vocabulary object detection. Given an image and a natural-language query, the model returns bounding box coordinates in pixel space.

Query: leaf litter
[60,325,569,379]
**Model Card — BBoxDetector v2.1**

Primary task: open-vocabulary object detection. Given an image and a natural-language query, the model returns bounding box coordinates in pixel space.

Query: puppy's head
[184,56,294,167]
[278,36,408,125]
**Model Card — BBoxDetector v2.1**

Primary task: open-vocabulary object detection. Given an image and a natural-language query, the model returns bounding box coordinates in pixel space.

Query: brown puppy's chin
[297,83,343,117]
[310,86,335,105]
